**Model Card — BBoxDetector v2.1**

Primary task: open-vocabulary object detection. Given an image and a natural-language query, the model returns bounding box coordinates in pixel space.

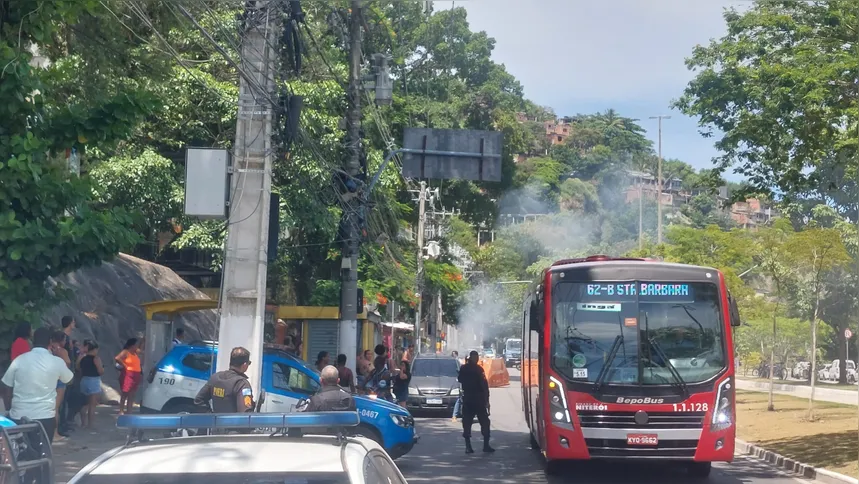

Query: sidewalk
[52,405,128,483]
[738,378,858,406]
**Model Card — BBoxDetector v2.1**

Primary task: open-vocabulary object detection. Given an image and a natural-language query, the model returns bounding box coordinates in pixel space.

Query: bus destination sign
[582,283,694,302]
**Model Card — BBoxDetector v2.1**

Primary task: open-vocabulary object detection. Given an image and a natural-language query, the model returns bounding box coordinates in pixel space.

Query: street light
[649,115,671,244]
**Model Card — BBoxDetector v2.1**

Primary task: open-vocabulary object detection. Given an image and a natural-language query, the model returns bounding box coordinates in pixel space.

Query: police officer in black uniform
[306,365,356,412]
[457,350,494,454]
[194,347,255,413]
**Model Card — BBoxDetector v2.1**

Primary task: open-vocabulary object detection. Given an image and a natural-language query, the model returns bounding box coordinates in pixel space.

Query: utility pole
[414,181,427,354]
[338,0,364,377]
[649,115,670,244]
[218,1,279,396]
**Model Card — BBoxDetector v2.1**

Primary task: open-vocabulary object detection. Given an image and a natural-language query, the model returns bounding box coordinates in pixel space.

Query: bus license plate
[627,434,658,446]
[427,398,443,405]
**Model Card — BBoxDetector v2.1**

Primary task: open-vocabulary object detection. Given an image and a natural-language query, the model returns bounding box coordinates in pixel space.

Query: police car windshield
[411,358,459,377]
[76,473,349,484]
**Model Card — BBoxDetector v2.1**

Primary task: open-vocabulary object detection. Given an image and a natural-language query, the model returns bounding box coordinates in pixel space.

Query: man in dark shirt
[194,347,255,413]
[307,366,356,412]
[335,354,356,393]
[457,350,494,454]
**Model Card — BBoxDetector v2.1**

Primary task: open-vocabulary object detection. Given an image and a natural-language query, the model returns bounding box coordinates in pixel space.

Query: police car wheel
[352,424,382,446]
[163,401,198,414]
[161,402,202,437]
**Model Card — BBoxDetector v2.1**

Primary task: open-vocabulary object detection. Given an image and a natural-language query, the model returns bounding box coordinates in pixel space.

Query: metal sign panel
[401,128,502,182]
[184,148,229,219]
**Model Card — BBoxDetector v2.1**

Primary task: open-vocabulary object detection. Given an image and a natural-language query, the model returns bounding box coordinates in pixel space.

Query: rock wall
[40,253,219,396]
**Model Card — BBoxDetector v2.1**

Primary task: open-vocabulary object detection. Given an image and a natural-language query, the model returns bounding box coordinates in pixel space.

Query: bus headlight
[711,377,734,431]
[548,376,572,427]
[408,386,419,396]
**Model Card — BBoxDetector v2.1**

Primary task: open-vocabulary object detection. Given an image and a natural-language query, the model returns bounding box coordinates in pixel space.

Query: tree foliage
[674,0,859,213]
[0,0,149,331]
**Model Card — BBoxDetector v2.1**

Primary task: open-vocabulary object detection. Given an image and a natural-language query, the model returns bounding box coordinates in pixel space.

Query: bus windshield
[551,281,726,386]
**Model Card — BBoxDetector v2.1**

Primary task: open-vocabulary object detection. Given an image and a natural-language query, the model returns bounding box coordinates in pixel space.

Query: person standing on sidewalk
[1,327,74,443]
[114,338,142,415]
[77,340,104,429]
[172,328,186,347]
[57,316,79,436]
[451,351,462,421]
[335,354,356,393]
[457,350,494,454]
[10,323,32,361]
[51,330,72,439]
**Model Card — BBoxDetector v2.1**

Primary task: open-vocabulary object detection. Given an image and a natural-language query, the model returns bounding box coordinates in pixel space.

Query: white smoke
[452,172,639,351]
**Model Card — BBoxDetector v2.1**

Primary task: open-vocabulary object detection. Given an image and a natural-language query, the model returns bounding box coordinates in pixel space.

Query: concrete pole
[217,1,278,396]
[338,0,364,378]
[415,181,427,354]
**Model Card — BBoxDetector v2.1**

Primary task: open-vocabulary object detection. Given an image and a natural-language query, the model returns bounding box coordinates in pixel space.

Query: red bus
[521,255,741,478]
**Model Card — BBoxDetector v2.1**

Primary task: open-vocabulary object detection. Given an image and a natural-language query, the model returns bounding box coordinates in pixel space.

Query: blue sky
[439,0,749,180]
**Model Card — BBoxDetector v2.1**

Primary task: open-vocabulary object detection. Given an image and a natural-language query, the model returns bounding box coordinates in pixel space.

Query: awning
[381,322,414,331]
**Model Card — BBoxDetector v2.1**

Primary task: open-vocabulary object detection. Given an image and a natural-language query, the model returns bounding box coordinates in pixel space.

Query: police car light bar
[117,412,361,430]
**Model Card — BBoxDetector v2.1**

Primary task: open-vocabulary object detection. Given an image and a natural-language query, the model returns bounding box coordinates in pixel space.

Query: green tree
[784,228,850,419]
[0,0,147,331]
[89,150,183,244]
[753,220,795,410]
[674,1,859,212]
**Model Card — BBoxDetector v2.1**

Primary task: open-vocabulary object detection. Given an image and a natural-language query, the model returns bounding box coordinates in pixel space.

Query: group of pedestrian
[2,316,106,444]
[355,344,412,407]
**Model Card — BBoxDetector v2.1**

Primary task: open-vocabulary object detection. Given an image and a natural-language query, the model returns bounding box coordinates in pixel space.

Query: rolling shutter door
[307,321,340,363]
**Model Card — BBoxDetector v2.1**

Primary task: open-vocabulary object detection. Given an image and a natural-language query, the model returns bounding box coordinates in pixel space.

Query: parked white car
[822,359,857,383]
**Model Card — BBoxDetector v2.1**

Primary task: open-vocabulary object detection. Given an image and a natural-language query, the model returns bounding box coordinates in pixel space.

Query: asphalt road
[396,369,816,484]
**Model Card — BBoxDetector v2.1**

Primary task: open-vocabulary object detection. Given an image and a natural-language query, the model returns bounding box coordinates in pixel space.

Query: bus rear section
[522,258,741,477]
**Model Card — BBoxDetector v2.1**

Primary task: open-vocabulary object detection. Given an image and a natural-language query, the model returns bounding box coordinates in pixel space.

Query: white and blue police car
[67,412,410,484]
[140,342,418,459]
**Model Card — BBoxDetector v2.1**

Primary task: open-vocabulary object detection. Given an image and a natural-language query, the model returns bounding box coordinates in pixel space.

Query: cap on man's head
[321,365,339,385]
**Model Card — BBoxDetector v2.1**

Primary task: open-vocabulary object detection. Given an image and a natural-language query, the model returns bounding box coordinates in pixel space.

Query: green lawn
[737,390,858,477]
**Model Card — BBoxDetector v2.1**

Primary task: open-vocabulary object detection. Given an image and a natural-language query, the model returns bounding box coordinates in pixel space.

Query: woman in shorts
[78,340,104,428]
[392,360,411,408]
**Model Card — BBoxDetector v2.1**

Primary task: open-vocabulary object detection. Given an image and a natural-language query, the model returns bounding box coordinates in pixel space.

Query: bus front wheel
[688,462,711,478]
[545,460,563,476]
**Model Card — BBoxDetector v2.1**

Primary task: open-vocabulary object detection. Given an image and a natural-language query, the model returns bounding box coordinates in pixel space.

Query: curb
[736,439,858,484]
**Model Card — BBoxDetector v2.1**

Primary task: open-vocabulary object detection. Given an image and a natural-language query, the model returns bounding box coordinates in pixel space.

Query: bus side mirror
[729,296,741,327]
[529,300,542,333]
